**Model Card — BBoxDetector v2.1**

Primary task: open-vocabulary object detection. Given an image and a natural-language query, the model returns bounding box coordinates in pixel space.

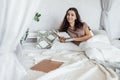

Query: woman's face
[66,10,77,24]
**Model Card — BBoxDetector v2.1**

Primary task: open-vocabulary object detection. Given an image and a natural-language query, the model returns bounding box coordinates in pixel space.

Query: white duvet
[80,41,120,63]
[37,59,118,80]
[22,50,119,80]
[21,30,120,80]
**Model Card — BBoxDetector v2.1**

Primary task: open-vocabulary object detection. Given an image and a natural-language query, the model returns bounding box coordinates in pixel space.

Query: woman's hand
[58,37,66,43]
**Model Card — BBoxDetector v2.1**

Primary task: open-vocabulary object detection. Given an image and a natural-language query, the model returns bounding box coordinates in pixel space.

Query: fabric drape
[0,0,40,80]
[100,0,113,39]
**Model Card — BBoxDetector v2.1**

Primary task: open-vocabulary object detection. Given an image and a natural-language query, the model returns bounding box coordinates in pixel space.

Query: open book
[65,38,73,41]
[31,59,63,73]
[53,30,73,42]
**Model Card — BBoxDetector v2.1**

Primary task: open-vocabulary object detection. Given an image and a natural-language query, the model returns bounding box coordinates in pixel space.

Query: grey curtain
[100,0,113,38]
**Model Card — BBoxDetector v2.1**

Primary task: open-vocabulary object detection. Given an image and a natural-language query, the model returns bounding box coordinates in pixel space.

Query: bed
[19,30,119,80]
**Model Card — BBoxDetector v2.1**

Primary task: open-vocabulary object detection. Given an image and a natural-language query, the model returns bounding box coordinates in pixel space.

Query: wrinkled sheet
[21,50,119,80]
[80,42,120,63]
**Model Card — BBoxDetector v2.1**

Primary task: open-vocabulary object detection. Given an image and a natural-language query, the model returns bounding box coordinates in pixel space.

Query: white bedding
[20,30,120,80]
[51,30,120,63]
[21,50,119,80]
[80,41,120,63]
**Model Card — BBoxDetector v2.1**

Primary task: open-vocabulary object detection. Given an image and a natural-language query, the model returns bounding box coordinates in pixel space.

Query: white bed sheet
[20,49,119,80]
[111,40,120,49]
[80,41,120,76]
[80,42,120,63]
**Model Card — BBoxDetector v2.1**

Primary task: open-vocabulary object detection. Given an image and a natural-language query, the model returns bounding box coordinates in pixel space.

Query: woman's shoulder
[81,22,88,28]
[82,22,88,26]
[82,22,91,30]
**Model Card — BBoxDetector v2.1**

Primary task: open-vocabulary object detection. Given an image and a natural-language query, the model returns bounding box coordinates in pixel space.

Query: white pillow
[51,38,83,51]
[87,30,111,44]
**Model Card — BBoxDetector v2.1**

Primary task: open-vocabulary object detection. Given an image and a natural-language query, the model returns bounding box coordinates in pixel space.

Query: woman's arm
[72,27,92,42]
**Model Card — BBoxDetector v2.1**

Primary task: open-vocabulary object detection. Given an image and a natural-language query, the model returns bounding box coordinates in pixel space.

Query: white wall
[109,0,120,39]
[29,0,101,31]
[29,0,120,39]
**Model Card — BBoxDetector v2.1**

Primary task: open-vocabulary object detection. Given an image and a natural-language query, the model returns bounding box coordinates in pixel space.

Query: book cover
[31,59,63,73]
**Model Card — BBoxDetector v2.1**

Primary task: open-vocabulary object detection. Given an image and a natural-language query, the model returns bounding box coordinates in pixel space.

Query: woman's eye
[67,13,70,16]
[71,14,74,16]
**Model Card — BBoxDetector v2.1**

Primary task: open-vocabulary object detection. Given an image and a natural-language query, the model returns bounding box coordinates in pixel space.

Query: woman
[59,7,92,46]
